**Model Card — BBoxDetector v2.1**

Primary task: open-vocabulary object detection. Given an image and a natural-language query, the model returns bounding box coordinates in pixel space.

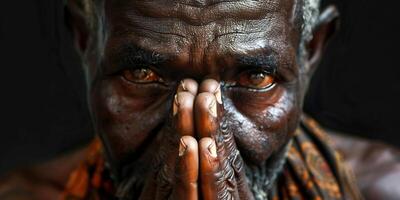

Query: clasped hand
[138,79,254,200]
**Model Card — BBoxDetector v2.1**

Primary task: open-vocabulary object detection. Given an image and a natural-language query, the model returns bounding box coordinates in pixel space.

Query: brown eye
[238,70,275,89]
[122,68,163,83]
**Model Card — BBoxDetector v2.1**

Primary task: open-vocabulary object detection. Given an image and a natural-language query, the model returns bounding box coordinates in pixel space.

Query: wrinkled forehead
[104,0,301,56]
[106,0,297,22]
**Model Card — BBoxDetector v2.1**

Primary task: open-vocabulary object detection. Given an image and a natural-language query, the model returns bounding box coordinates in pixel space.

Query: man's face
[89,0,305,185]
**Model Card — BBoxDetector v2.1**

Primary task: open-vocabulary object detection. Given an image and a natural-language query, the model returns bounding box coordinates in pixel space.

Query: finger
[177,79,198,95]
[198,79,253,199]
[199,137,240,200]
[199,137,220,200]
[195,78,223,139]
[220,123,254,199]
[198,79,222,104]
[197,81,239,199]
[194,92,219,139]
[228,149,253,199]
[155,88,197,199]
[170,136,199,200]
[173,91,196,137]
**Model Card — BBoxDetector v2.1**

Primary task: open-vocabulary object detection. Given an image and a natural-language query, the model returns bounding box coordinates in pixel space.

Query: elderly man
[0,0,364,199]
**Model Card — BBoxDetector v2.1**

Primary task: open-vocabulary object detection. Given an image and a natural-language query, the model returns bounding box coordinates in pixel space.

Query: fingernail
[214,85,222,105]
[208,141,217,158]
[208,98,217,118]
[173,94,179,116]
[180,80,187,91]
[179,138,187,157]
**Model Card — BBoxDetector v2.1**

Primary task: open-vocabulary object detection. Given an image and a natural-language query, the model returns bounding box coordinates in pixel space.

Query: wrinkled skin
[74,0,334,199]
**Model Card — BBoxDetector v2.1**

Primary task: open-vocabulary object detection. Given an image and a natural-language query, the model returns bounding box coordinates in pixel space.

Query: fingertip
[178,79,198,95]
[195,92,215,106]
[176,92,195,109]
[199,79,220,93]
[195,92,217,118]
[181,136,198,152]
[178,136,199,173]
[174,92,195,136]
[174,136,199,199]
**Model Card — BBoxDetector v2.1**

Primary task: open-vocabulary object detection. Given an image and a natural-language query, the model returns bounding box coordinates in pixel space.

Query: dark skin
[1,1,400,198]
[82,0,336,199]
[0,0,339,199]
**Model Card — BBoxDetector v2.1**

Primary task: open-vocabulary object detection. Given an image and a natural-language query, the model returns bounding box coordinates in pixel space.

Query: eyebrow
[108,44,280,77]
[236,53,278,74]
[112,44,169,71]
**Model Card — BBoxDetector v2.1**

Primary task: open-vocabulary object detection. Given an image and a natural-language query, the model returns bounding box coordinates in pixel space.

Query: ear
[65,0,91,55]
[306,5,340,75]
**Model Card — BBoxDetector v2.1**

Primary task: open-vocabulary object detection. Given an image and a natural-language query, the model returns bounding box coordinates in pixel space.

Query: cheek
[90,78,171,164]
[224,86,300,164]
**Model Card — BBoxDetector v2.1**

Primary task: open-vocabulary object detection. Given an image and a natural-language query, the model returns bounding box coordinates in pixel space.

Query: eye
[122,68,163,84]
[238,70,275,90]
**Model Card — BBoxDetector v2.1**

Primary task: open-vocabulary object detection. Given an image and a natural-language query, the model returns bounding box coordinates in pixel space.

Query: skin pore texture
[77,0,333,199]
[0,0,345,199]
[2,1,400,199]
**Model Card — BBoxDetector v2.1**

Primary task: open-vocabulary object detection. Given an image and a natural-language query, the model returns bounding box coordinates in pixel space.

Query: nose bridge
[186,0,207,7]
[187,27,220,82]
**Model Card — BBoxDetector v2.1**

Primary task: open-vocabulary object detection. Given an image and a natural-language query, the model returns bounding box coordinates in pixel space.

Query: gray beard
[114,139,291,200]
[245,140,291,200]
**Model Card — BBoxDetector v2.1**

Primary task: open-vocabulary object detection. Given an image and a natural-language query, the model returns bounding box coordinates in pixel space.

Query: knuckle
[230,150,244,174]
[217,190,235,200]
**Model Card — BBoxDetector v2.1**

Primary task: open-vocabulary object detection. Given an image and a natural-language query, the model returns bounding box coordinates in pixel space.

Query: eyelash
[116,64,278,92]
[223,68,277,91]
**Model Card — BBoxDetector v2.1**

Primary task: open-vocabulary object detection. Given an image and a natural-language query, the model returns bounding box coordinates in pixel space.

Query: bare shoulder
[327,129,400,200]
[0,145,89,200]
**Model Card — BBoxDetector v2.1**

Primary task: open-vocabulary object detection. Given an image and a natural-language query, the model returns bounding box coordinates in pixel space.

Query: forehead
[107,1,299,43]
[104,0,300,73]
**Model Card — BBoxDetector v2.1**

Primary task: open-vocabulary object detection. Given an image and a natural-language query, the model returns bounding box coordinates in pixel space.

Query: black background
[0,1,94,174]
[1,0,399,174]
[305,0,400,146]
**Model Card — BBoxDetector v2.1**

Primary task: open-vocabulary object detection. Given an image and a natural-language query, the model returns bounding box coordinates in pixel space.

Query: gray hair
[301,0,321,42]
[302,0,322,42]
[297,0,321,75]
